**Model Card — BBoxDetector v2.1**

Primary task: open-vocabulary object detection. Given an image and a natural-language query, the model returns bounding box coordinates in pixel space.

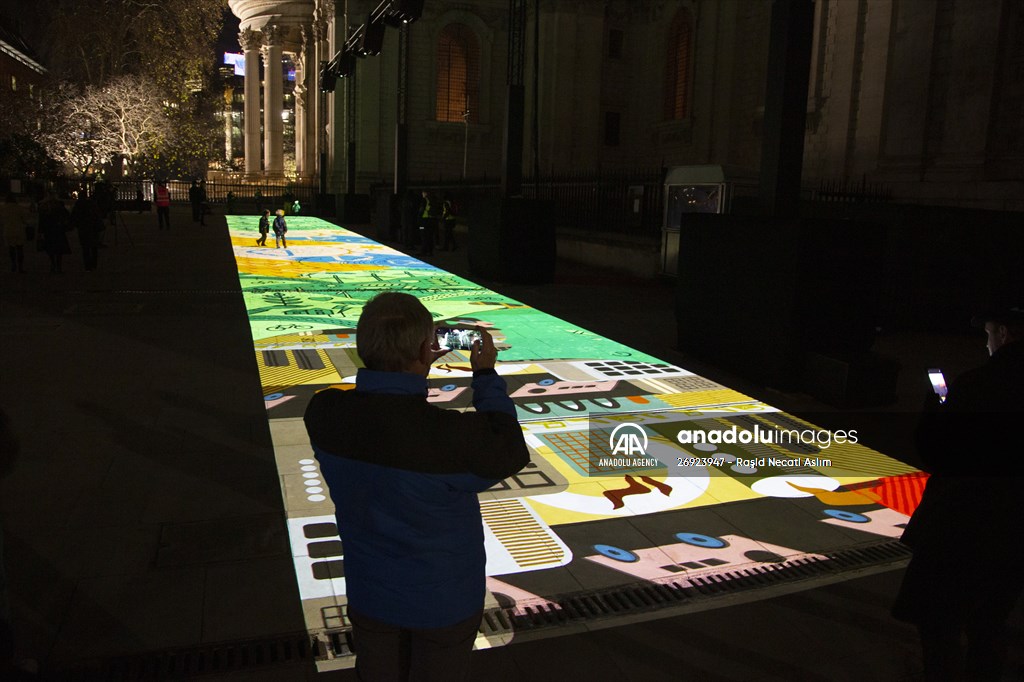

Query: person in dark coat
[256,209,270,246]
[400,189,418,252]
[189,180,202,223]
[416,190,438,256]
[37,193,71,274]
[198,180,208,226]
[93,179,115,230]
[272,209,287,248]
[441,194,458,251]
[71,190,104,271]
[893,306,1024,681]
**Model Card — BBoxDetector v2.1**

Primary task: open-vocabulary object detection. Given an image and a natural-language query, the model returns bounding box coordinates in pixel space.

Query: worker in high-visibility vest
[155,181,171,230]
[417,190,437,256]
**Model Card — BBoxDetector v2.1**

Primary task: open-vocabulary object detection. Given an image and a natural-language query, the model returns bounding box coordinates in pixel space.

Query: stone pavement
[0,204,1020,680]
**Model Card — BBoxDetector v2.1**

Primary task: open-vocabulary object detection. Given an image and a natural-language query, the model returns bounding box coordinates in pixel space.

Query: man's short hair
[974,306,1024,338]
[357,292,433,371]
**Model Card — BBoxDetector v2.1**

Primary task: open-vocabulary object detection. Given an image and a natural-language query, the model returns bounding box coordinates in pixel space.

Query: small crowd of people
[0,178,222,274]
[1,184,115,274]
[255,208,288,248]
[397,189,459,256]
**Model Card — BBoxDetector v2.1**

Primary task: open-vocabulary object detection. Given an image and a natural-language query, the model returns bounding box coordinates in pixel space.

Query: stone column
[293,26,310,177]
[303,23,319,180]
[262,24,285,178]
[327,1,346,190]
[224,85,234,163]
[239,28,263,177]
[311,13,327,188]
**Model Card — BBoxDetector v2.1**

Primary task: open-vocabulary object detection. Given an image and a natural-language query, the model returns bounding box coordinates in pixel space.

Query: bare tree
[90,76,170,164]
[43,0,224,100]
[26,0,225,179]
[35,82,117,179]
[34,76,171,179]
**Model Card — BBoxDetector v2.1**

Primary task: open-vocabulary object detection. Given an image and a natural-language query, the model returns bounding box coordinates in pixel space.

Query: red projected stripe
[868,472,930,517]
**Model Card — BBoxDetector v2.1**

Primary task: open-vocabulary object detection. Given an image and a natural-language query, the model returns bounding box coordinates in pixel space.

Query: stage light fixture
[359,16,386,56]
[337,51,356,77]
[318,61,336,92]
[390,0,424,24]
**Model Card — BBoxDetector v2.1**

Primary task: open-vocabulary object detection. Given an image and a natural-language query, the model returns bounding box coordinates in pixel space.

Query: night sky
[216,7,242,58]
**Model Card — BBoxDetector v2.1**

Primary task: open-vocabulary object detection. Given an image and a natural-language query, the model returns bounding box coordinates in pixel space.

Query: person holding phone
[304,293,529,681]
[894,306,1024,681]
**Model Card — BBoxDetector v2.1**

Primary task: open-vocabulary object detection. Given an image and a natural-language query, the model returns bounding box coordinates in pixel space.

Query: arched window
[436,23,480,123]
[664,8,693,121]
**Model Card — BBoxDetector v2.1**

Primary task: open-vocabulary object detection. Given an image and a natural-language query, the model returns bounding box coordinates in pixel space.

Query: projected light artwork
[228,215,924,671]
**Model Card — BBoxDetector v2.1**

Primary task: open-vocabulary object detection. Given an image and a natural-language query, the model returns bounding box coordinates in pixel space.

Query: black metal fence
[387,167,666,237]
[524,168,664,235]
[812,177,893,203]
[109,180,320,206]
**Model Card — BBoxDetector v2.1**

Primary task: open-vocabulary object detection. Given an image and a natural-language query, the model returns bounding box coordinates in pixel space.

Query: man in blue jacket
[304,292,529,681]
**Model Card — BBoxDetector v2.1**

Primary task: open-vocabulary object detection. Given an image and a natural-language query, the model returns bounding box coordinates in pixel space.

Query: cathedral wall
[311,0,1021,208]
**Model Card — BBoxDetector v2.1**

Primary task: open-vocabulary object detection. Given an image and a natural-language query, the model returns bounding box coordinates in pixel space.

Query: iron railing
[379,167,666,236]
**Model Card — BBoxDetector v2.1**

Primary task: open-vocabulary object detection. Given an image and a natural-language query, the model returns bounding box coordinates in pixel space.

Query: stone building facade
[229,0,1023,210]
[0,16,46,98]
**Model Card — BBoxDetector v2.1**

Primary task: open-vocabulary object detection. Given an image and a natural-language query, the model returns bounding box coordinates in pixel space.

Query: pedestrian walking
[273,209,288,248]
[71,189,104,271]
[417,191,437,256]
[189,180,201,223]
[155,181,171,230]
[441,194,458,251]
[1,194,29,273]
[37,193,71,274]
[198,180,208,226]
[256,209,270,246]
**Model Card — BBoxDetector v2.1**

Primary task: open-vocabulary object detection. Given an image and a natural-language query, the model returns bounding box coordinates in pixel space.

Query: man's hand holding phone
[470,329,497,372]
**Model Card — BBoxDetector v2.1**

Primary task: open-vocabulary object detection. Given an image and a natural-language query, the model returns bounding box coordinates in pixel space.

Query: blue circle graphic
[823,509,869,523]
[675,532,727,548]
[593,544,638,562]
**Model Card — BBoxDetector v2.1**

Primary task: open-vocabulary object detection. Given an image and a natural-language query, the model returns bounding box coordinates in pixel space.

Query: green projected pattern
[227,216,923,672]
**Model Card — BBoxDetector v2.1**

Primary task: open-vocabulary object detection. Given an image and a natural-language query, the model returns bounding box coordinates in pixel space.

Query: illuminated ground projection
[227,216,925,671]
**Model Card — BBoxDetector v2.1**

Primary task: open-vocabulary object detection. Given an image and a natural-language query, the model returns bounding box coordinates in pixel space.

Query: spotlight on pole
[359,14,386,55]
[389,0,424,25]
[318,60,336,92]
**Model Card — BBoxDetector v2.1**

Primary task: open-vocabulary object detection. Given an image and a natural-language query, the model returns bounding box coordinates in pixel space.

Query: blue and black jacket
[304,367,529,629]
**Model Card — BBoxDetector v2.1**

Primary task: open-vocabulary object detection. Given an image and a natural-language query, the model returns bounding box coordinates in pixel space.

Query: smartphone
[927,368,948,403]
[436,326,482,351]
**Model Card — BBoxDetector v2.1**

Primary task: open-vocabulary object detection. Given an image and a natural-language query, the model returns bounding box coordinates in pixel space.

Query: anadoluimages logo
[609,423,649,457]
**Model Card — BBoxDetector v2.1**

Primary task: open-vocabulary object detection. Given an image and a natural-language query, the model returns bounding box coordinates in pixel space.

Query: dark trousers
[191,202,202,222]
[916,592,1021,681]
[418,218,436,255]
[442,219,456,250]
[157,206,170,230]
[256,230,268,246]
[80,241,98,271]
[348,608,481,682]
[8,246,23,272]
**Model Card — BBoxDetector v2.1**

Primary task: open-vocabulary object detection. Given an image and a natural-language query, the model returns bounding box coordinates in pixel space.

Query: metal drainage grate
[482,540,912,636]
[59,632,316,681]
[59,542,911,677]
